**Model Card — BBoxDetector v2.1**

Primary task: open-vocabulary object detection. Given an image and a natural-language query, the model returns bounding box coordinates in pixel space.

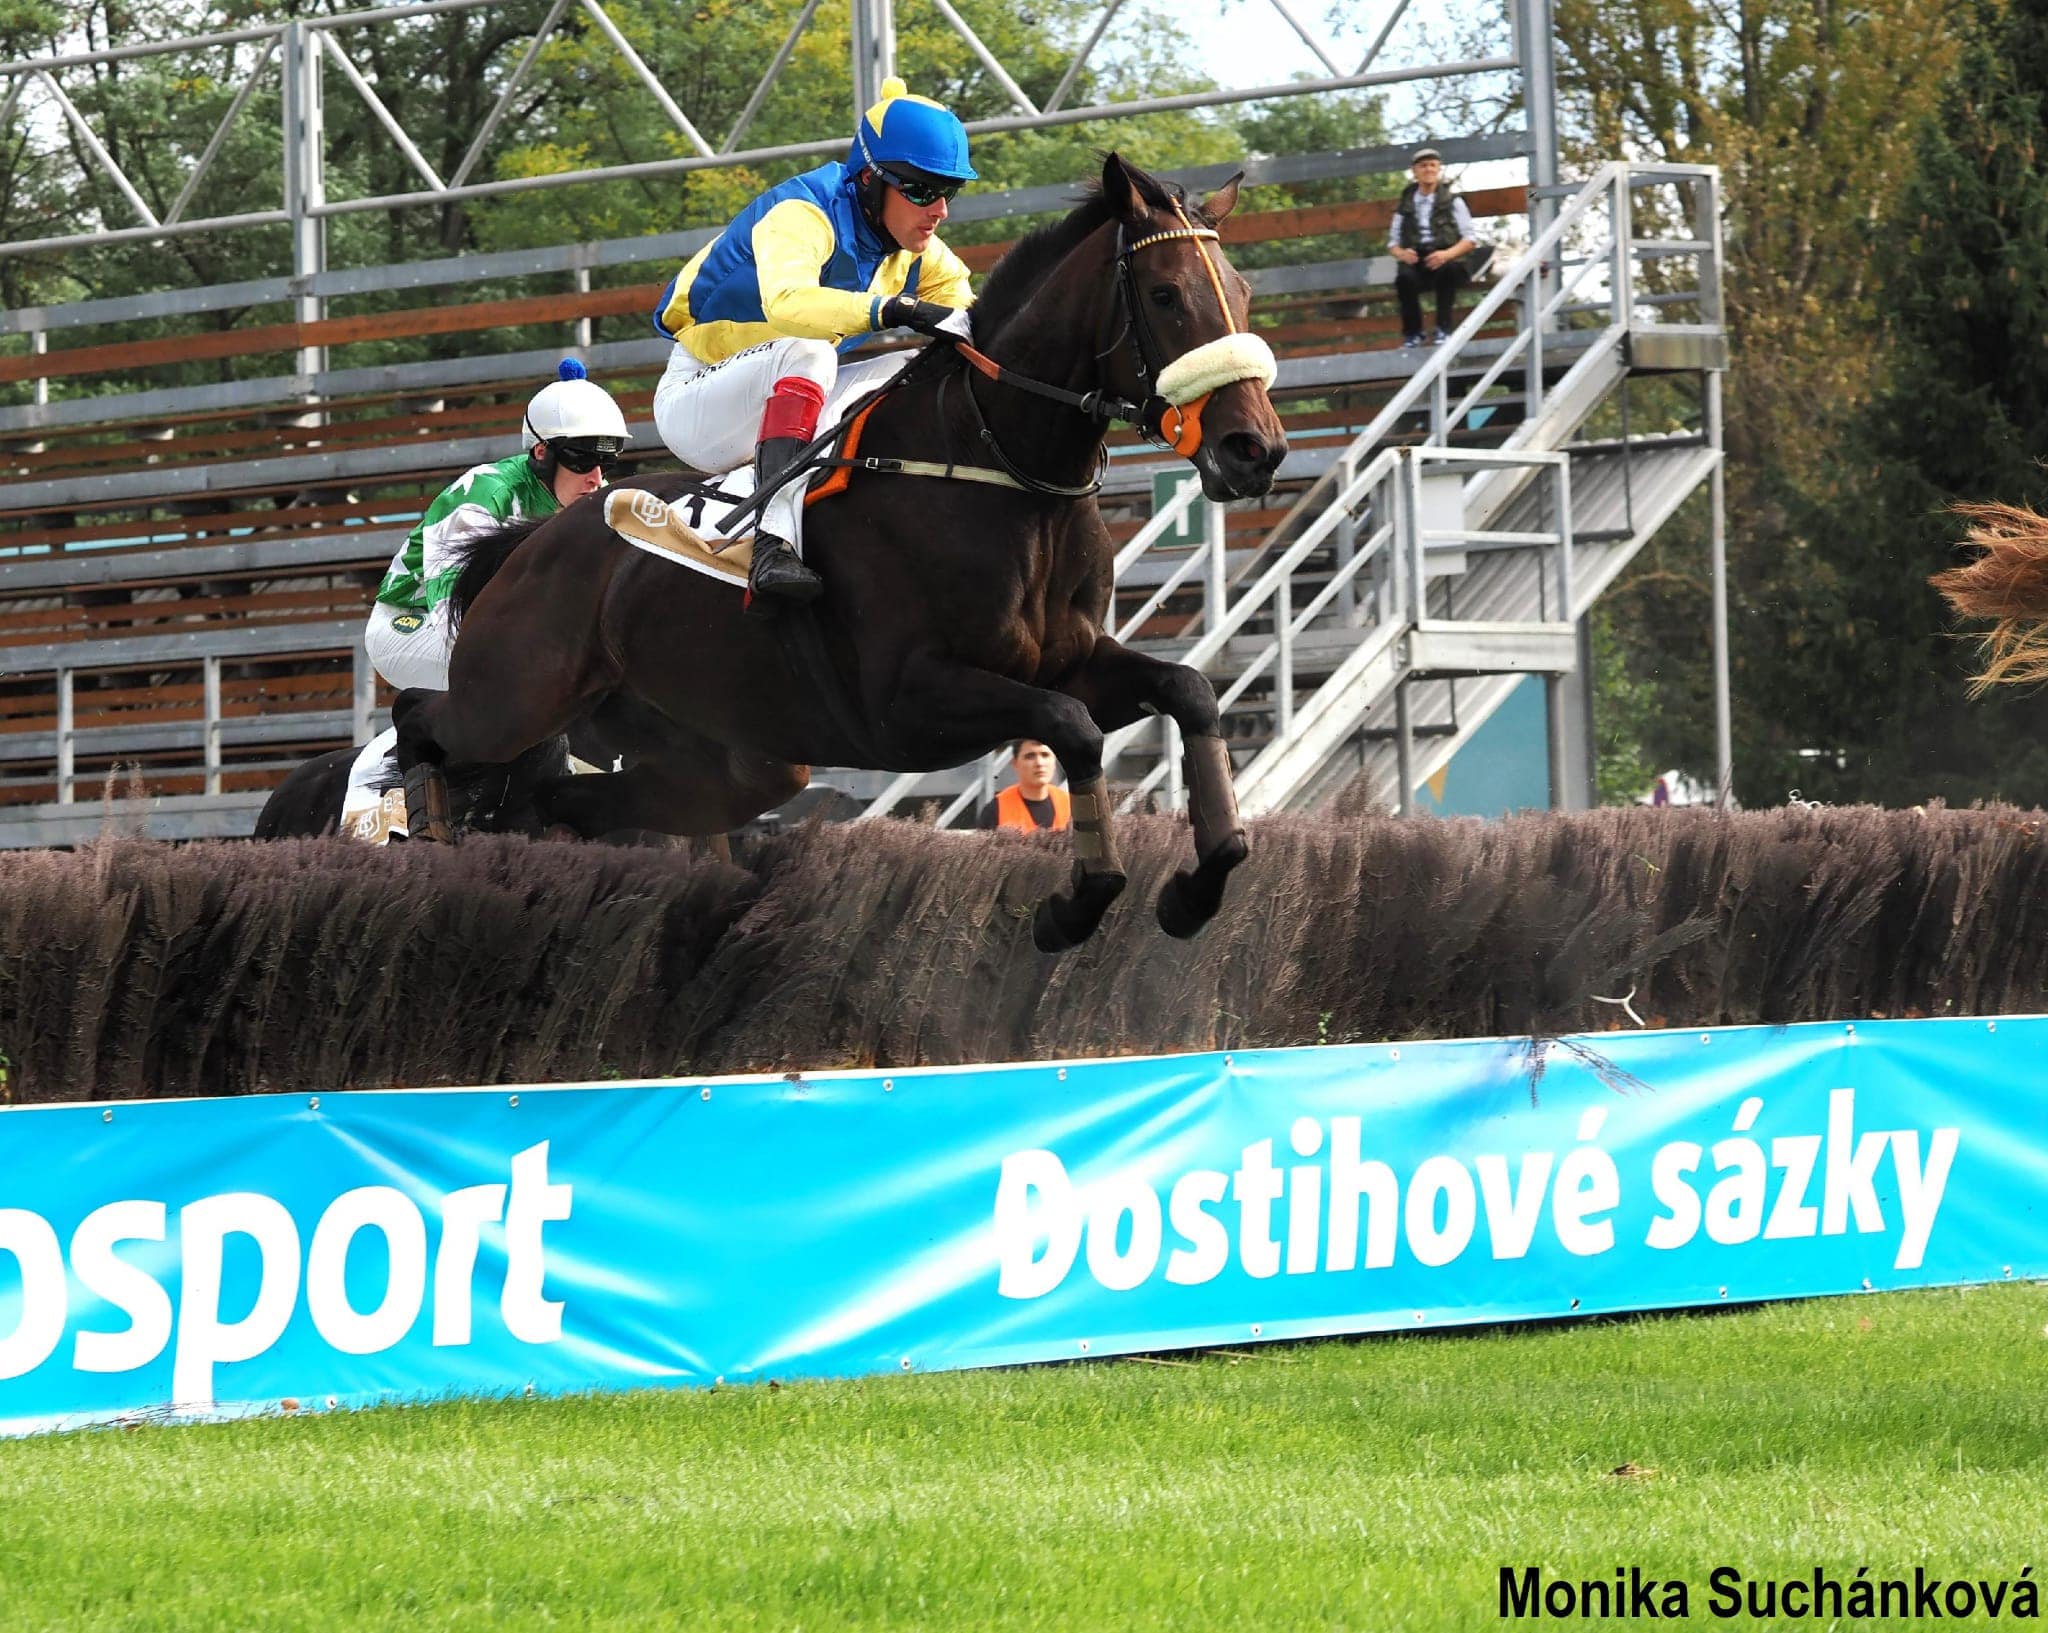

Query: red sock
[760,375,827,443]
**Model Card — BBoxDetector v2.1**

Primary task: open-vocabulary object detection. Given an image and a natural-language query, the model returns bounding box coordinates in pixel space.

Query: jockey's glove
[878,296,972,341]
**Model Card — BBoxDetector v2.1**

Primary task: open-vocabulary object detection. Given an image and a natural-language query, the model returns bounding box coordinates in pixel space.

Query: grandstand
[0,0,1727,845]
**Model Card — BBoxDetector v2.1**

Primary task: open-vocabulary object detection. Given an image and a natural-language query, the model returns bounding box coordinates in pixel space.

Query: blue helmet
[847,77,977,184]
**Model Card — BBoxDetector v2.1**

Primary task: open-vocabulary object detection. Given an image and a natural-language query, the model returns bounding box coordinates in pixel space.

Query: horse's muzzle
[1195,428,1287,501]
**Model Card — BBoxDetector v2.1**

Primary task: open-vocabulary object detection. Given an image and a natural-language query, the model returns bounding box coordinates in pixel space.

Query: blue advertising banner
[0,1016,2040,1435]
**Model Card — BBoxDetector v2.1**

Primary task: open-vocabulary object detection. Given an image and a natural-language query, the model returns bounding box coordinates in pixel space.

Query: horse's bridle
[950,196,1278,495]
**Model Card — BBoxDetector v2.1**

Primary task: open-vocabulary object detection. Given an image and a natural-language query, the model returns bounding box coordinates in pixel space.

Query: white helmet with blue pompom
[522,358,629,448]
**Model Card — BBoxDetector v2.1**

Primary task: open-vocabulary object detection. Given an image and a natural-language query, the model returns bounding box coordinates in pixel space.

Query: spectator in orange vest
[977,738,1072,832]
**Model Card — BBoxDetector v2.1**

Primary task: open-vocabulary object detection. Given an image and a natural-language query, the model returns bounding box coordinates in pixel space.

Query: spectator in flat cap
[1389,147,1479,348]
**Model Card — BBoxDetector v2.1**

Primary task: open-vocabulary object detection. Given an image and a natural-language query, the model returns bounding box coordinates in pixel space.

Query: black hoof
[1155,870,1207,938]
[1155,831,1249,939]
[1032,871,1128,954]
[1032,898,1083,954]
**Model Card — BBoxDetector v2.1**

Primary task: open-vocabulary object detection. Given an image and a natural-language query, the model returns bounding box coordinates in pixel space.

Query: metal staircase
[855,160,1725,825]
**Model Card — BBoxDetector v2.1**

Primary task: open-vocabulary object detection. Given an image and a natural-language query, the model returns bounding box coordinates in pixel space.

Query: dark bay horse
[252,736,572,840]
[396,153,1289,950]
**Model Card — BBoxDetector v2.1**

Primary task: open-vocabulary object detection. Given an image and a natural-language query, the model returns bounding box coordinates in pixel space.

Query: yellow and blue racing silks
[652,162,974,364]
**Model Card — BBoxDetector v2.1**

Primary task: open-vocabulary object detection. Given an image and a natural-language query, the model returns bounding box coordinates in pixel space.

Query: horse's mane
[973,194,1113,344]
[447,514,550,630]
[970,167,1199,346]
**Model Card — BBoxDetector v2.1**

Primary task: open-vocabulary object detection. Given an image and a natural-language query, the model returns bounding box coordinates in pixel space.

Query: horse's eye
[1149,285,1179,310]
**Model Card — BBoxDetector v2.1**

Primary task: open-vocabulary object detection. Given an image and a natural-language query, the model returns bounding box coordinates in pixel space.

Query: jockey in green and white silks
[650,77,978,613]
[344,361,628,842]
[364,360,629,692]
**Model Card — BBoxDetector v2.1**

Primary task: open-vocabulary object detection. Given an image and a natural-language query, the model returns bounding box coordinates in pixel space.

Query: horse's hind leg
[394,537,624,841]
[1065,635,1248,939]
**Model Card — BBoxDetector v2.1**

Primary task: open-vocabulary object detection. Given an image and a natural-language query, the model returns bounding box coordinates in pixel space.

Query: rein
[951,197,1276,478]
[950,367,1105,499]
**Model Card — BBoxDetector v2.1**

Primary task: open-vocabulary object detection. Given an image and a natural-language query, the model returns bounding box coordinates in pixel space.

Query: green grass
[4,1287,2047,1630]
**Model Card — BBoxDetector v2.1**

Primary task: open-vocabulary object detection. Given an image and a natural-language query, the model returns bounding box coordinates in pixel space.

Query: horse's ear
[1101,152,1144,219]
[1201,172,1244,224]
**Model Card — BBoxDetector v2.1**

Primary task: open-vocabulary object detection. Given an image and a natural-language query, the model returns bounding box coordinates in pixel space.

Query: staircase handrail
[852,161,1722,827]
[1232,160,1687,585]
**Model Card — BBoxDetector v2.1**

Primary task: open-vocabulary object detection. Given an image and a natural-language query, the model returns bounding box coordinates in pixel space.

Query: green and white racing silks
[374,454,558,613]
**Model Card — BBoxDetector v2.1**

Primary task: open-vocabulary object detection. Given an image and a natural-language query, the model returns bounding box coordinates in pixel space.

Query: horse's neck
[962,255,1120,489]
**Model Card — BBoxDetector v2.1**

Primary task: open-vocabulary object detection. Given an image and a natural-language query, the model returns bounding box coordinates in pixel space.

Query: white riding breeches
[365,599,454,693]
[652,338,914,556]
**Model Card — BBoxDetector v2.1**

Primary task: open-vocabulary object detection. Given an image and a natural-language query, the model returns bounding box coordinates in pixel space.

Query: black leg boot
[745,435,824,615]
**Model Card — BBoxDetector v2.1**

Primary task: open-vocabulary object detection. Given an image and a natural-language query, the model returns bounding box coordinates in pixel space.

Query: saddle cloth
[603,394,880,581]
[340,727,407,844]
[603,484,753,587]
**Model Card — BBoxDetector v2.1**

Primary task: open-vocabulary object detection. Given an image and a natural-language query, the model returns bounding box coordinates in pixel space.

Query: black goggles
[549,438,623,475]
[881,167,962,208]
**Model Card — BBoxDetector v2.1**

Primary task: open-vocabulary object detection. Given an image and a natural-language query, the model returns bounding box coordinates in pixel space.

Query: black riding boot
[746,435,824,614]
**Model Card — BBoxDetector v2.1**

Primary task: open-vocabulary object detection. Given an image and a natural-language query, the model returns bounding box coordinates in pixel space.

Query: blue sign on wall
[1412,673,1553,817]
[0,1017,2035,1435]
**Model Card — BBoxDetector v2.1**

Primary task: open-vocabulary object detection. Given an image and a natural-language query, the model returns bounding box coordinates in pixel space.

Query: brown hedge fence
[3,801,2046,1104]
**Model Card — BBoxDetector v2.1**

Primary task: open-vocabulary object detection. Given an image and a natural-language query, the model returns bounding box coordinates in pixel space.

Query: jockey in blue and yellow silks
[651,77,978,612]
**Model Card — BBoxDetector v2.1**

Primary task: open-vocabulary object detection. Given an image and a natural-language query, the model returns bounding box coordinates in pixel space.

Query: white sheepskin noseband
[1155,331,1278,406]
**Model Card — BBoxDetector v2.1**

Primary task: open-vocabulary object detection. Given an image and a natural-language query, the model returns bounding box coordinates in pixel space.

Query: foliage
[1553,0,1965,805]
[1589,603,1661,806]
[1744,0,2048,803]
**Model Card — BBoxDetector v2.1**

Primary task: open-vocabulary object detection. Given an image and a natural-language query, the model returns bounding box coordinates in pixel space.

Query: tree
[1744,0,2048,803]
[1552,0,1963,802]
[469,0,1246,253]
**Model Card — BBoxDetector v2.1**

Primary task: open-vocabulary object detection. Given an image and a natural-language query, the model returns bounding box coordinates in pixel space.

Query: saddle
[600,401,875,586]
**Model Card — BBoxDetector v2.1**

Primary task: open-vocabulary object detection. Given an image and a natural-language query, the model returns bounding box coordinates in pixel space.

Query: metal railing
[856,439,1573,824]
[857,160,1717,827]
[0,0,1530,263]
[1236,160,1719,587]
[3,626,377,806]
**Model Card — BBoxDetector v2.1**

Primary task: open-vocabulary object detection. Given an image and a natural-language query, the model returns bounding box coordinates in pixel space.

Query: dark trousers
[1395,255,1473,336]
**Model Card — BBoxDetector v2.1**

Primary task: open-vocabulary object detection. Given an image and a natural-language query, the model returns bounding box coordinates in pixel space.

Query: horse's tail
[1930,501,2048,695]
[448,514,550,631]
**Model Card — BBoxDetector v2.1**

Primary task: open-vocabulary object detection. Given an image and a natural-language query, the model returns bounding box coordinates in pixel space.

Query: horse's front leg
[392,687,456,843]
[1064,635,1248,939]
[885,654,1126,953]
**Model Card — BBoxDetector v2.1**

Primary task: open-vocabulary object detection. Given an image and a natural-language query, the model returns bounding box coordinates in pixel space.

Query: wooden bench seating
[0,666,361,736]
[0,174,1533,813]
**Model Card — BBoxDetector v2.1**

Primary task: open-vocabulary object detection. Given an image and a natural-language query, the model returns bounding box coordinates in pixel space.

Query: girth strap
[832,455,1028,491]
[803,394,1032,505]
